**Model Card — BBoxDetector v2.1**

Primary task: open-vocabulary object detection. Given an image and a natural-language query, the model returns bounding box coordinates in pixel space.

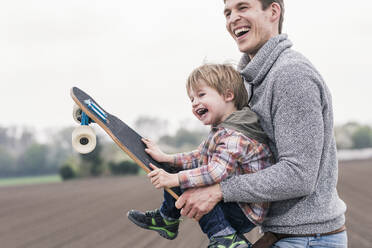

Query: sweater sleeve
[221,64,325,203]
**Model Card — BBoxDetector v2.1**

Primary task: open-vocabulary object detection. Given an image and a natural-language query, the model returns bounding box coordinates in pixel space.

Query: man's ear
[224,89,235,102]
[270,2,281,24]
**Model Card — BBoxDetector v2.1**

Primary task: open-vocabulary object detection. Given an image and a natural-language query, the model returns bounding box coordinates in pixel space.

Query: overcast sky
[1,0,372,132]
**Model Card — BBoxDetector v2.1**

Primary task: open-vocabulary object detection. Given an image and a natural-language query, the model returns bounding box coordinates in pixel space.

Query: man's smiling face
[224,0,279,58]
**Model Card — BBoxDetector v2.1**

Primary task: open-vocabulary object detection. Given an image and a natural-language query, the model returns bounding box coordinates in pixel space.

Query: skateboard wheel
[72,104,82,124]
[72,126,96,154]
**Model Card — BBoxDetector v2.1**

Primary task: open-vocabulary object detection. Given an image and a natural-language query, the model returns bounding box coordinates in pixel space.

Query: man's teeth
[234,27,250,37]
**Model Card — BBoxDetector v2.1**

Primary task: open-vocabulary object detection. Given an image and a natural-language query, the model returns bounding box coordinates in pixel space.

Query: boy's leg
[159,187,182,220]
[198,202,252,248]
[199,202,255,238]
[220,202,256,234]
[198,203,236,239]
[127,187,182,240]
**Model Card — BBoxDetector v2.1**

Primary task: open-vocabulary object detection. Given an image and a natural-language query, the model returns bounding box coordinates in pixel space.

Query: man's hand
[148,163,179,188]
[175,184,223,221]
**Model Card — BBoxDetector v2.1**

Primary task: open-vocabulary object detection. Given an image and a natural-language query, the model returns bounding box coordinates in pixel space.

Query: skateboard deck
[71,87,179,199]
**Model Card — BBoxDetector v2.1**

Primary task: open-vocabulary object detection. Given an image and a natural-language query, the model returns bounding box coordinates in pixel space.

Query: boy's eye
[199,93,205,97]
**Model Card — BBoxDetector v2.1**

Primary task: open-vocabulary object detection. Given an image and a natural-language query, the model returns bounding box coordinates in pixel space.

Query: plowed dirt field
[1,159,371,248]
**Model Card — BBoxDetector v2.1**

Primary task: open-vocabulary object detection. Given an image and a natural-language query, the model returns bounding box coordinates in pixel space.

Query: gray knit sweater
[220,34,346,234]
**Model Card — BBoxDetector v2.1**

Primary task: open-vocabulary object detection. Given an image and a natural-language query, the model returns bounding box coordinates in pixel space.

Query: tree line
[0,126,72,178]
[0,119,371,179]
[335,122,372,150]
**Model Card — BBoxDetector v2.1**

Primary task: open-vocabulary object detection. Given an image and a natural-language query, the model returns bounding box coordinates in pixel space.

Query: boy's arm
[177,131,247,189]
[147,163,179,188]
[174,144,202,169]
[142,138,173,164]
[143,138,202,168]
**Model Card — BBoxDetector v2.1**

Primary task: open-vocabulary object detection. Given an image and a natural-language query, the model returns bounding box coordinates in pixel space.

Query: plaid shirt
[175,126,273,225]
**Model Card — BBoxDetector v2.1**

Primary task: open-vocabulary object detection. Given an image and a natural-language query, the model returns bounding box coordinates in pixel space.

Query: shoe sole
[127,211,177,240]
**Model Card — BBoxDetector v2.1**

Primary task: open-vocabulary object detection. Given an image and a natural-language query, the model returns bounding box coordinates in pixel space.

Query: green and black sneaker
[207,233,251,248]
[127,209,180,240]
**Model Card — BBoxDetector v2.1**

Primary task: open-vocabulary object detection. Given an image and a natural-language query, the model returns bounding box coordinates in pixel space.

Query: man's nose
[228,11,241,25]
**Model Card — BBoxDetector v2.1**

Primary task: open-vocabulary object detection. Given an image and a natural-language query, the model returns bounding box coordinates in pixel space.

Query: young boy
[127,64,273,248]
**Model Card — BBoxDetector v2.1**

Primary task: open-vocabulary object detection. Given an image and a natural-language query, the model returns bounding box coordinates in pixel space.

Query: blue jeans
[160,187,255,238]
[272,231,348,248]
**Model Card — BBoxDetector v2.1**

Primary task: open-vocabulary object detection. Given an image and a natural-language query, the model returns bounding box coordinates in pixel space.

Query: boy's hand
[142,138,173,163]
[148,163,179,188]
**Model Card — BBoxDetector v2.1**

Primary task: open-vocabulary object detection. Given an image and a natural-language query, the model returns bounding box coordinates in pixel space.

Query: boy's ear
[224,89,235,102]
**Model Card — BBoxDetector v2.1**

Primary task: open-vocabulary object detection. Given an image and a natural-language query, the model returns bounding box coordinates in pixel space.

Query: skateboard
[70,87,179,199]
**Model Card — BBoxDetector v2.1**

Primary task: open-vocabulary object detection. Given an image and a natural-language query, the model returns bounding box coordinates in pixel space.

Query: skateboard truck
[72,104,97,154]
[80,111,91,125]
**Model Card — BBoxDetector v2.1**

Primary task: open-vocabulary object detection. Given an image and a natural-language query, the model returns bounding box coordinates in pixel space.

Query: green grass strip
[0,175,62,187]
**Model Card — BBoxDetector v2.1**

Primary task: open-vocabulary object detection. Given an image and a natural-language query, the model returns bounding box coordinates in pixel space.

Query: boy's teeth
[234,27,250,36]
[197,108,208,115]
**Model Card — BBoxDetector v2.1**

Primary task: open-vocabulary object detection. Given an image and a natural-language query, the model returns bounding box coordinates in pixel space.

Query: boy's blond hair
[186,64,248,110]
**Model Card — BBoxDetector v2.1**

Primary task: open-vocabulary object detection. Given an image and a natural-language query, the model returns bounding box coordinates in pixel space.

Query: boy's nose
[192,98,199,107]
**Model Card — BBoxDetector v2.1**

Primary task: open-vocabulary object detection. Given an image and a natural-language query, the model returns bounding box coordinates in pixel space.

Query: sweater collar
[238,34,292,86]
[211,107,268,144]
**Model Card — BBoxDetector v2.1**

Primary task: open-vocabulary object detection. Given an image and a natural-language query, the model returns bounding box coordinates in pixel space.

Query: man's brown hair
[259,0,284,34]
[186,64,248,110]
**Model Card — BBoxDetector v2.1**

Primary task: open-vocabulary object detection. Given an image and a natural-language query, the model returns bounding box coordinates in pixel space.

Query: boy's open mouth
[234,26,250,38]
[196,108,208,117]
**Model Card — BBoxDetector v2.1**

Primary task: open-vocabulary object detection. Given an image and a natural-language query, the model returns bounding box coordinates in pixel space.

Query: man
[175,0,348,247]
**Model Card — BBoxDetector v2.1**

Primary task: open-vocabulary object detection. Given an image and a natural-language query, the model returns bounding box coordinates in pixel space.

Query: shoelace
[145,209,159,218]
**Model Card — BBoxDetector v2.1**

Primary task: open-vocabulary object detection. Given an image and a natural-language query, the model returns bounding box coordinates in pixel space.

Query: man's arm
[222,65,325,203]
